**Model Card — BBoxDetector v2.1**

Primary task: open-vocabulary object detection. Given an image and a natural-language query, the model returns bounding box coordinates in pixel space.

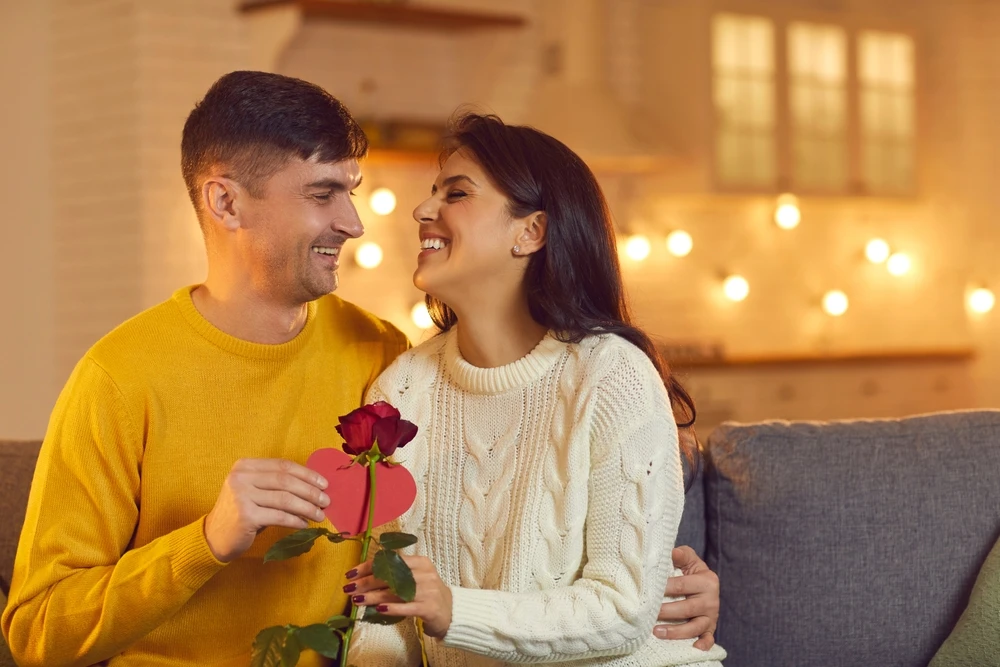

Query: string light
[624,235,652,261]
[411,302,433,329]
[723,275,750,302]
[886,252,911,276]
[666,230,694,257]
[774,193,801,230]
[823,290,849,316]
[969,288,996,314]
[354,242,383,269]
[369,188,397,216]
[865,239,891,264]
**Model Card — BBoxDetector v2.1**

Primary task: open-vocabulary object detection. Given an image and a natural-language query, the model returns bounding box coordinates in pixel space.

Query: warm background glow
[2,0,998,439]
[623,235,652,262]
[866,238,891,264]
[369,187,397,216]
[774,194,801,230]
[723,275,750,302]
[666,230,694,257]
[354,242,384,270]
[823,290,849,317]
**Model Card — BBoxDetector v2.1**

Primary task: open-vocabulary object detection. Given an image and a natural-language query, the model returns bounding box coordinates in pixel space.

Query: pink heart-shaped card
[306,448,417,536]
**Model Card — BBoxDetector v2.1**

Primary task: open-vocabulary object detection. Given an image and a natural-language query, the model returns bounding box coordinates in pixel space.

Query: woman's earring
[512,245,521,256]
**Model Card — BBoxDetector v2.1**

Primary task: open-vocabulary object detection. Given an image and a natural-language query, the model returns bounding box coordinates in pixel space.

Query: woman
[347,113,726,666]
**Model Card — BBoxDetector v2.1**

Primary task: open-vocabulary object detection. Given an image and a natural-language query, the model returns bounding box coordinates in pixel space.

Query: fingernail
[319,493,330,507]
[352,595,365,604]
[345,569,358,579]
[343,583,356,593]
[654,626,668,639]
[376,605,388,613]
[315,510,325,521]
[317,476,328,489]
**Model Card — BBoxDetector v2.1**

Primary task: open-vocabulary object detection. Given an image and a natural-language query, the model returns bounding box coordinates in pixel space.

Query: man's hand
[204,458,330,562]
[653,546,719,650]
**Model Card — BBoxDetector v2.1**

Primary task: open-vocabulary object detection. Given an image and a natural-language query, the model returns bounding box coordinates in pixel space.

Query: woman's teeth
[421,239,448,250]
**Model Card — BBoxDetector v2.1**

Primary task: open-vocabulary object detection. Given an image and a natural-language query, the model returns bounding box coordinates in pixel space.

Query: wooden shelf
[666,348,976,369]
[240,1,527,31]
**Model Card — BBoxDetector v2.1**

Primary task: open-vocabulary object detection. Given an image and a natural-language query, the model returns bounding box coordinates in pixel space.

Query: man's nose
[336,200,365,239]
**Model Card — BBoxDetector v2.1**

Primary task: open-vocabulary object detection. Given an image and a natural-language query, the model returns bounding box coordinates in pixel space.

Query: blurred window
[788,22,848,191]
[859,30,915,193]
[712,13,777,187]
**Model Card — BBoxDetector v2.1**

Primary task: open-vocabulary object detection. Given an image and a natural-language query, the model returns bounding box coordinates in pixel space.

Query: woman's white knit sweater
[351,329,726,666]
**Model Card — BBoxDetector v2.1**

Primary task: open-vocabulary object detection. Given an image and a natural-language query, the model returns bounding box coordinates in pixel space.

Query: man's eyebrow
[305,175,363,191]
[431,174,477,193]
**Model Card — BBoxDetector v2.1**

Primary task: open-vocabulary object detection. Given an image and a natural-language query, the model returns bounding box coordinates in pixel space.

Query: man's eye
[313,193,332,201]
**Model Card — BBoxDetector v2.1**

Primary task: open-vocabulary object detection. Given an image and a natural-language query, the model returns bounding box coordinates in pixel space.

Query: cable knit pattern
[351,330,726,666]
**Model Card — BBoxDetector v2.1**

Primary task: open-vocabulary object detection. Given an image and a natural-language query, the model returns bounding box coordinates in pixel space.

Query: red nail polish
[352,595,365,604]
[376,605,389,613]
[345,569,358,579]
[343,583,356,593]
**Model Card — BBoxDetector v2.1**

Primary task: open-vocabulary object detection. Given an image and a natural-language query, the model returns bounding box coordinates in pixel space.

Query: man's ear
[201,176,242,232]
[515,211,547,255]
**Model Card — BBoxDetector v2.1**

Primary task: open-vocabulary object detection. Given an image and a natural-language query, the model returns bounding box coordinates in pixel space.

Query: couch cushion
[705,410,1000,667]
[0,440,41,594]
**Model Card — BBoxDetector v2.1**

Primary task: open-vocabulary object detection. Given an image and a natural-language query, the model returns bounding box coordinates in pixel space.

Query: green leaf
[297,624,342,658]
[280,630,301,667]
[373,549,416,602]
[251,626,285,667]
[363,606,406,625]
[379,532,418,551]
[264,528,330,562]
[325,614,352,630]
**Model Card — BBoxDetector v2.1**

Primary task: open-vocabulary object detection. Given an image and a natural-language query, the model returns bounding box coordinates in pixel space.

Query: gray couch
[677,409,1000,667]
[3,410,999,666]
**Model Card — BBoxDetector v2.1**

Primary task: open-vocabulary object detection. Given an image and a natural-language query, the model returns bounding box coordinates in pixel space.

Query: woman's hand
[344,555,454,638]
[654,546,719,650]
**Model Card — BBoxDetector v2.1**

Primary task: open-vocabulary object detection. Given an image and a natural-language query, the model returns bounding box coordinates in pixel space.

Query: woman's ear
[514,211,547,255]
[201,176,242,233]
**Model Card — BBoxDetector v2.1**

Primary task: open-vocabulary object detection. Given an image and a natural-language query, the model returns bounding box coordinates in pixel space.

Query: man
[1,71,717,666]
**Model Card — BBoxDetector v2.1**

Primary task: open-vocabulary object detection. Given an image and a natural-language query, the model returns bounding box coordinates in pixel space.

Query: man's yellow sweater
[1,286,409,667]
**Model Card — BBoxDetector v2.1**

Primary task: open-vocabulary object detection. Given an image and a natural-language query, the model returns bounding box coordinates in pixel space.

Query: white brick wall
[0,0,56,439]
[134,0,249,308]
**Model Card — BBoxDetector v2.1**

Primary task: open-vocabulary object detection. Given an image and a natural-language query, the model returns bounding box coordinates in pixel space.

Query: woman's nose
[413,196,437,224]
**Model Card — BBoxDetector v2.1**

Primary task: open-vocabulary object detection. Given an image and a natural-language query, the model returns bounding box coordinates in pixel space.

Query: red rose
[363,401,400,420]
[335,406,379,455]
[373,416,418,457]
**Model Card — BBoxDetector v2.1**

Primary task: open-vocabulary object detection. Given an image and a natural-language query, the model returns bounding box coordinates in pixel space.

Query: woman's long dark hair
[427,113,697,433]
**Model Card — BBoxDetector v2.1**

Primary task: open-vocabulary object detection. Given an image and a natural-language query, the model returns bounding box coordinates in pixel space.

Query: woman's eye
[447,190,466,200]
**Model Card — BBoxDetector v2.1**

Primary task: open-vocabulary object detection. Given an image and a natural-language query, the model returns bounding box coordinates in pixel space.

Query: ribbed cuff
[442,586,504,654]
[166,516,227,590]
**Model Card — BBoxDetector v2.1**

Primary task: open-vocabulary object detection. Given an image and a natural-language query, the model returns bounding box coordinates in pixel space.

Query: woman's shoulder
[568,331,661,380]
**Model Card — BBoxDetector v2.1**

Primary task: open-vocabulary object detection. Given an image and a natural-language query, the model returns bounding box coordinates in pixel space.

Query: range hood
[520,0,664,172]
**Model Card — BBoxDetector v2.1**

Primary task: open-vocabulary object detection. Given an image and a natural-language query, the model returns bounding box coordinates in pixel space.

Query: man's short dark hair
[181,71,368,218]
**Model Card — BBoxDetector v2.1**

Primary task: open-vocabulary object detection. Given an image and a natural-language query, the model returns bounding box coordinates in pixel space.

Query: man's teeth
[312,246,339,256]
[421,239,448,250]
